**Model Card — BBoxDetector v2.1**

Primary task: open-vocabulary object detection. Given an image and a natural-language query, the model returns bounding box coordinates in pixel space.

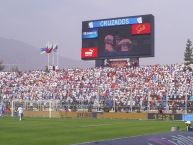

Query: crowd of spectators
[0,64,193,113]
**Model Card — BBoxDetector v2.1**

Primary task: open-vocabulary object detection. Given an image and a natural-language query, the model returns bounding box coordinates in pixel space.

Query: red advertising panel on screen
[81,48,98,58]
[131,23,151,35]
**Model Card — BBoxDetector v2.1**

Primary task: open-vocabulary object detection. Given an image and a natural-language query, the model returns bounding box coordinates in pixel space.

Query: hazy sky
[0,0,193,65]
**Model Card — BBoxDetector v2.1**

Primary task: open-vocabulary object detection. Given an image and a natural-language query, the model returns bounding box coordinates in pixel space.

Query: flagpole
[57,48,59,67]
[46,42,50,68]
[52,51,55,66]
[48,53,50,67]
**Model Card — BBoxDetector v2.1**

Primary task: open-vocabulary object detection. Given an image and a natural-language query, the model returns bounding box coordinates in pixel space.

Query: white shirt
[18,107,24,114]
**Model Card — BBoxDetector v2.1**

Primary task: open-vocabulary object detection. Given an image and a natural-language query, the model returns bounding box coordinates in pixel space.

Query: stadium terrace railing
[0,99,192,117]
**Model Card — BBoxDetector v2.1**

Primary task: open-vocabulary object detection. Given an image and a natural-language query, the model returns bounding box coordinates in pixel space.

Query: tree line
[184,39,193,65]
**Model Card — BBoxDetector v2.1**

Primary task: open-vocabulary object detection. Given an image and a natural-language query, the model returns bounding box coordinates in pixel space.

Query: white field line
[80,123,112,128]
[72,134,149,145]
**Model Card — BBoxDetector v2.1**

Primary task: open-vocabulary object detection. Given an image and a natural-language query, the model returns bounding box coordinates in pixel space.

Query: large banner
[148,113,182,121]
[183,114,193,121]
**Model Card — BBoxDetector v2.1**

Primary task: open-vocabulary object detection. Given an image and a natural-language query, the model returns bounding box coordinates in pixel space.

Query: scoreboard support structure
[95,59,105,67]
[95,58,139,67]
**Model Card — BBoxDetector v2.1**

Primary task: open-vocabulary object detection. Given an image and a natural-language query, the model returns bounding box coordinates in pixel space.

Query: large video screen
[81,14,154,60]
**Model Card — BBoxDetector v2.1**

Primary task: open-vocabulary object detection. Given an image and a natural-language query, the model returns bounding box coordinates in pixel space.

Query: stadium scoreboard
[81,14,154,60]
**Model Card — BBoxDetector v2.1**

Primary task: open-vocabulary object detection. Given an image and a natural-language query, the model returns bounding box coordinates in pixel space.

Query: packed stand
[0,64,192,113]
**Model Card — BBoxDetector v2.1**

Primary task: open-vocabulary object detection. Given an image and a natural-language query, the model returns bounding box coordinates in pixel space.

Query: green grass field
[0,117,185,145]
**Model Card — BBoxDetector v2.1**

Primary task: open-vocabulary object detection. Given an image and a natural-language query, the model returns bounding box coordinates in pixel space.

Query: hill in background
[0,37,93,71]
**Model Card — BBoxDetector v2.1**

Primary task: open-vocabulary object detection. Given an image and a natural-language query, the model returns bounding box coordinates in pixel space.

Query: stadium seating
[0,64,192,113]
